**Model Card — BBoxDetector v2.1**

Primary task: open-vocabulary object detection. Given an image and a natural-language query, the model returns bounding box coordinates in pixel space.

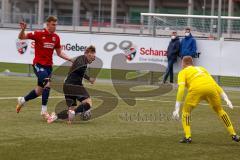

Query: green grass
[1,62,240,87]
[0,75,240,160]
[0,62,31,73]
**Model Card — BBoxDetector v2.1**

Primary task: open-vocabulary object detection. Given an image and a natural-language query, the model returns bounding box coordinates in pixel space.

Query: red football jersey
[27,28,61,66]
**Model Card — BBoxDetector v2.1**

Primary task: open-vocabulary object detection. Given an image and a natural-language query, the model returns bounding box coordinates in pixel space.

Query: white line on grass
[0,95,239,108]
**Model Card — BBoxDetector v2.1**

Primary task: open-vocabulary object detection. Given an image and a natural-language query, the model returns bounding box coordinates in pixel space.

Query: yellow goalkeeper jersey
[176,66,223,102]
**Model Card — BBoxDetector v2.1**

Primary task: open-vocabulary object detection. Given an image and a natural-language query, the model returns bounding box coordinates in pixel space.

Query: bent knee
[212,105,224,113]
[82,98,92,107]
[35,87,43,96]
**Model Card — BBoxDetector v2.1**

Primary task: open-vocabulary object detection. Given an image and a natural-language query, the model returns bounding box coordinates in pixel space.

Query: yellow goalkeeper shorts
[182,85,222,113]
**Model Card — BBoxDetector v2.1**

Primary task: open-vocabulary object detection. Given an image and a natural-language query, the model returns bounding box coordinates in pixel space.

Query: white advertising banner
[0,29,239,77]
[220,41,240,77]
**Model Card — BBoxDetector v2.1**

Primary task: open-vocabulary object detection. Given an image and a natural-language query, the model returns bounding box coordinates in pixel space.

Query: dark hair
[85,45,96,53]
[46,16,58,22]
[185,27,191,31]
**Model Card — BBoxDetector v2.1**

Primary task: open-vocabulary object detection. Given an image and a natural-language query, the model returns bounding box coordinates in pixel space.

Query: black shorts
[63,83,90,107]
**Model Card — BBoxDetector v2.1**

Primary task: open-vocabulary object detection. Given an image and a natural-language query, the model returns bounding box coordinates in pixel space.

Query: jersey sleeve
[54,36,61,49]
[26,31,37,40]
[215,84,224,94]
[177,70,186,86]
[176,70,186,102]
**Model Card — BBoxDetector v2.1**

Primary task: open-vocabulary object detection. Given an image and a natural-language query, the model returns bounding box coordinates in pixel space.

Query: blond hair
[46,16,58,22]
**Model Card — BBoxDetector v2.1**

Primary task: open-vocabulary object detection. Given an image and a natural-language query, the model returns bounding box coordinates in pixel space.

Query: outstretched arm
[173,71,186,119]
[216,84,233,109]
[84,74,96,84]
[55,48,73,63]
[84,73,96,84]
[18,22,28,39]
[201,67,233,109]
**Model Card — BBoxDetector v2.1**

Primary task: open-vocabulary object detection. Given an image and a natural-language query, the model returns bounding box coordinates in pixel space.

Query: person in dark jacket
[163,31,180,83]
[180,28,197,58]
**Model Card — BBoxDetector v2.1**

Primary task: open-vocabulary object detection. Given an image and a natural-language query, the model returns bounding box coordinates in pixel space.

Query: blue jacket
[180,34,197,57]
[167,37,180,60]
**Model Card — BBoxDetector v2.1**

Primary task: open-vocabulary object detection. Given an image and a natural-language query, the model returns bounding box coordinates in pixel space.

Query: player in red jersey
[16,16,73,119]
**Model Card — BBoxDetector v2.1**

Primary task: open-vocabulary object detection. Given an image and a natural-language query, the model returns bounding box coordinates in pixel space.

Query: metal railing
[2,12,240,39]
[140,13,240,39]
[0,12,142,35]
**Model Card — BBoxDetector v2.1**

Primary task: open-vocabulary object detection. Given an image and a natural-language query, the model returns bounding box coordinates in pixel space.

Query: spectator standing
[163,31,180,84]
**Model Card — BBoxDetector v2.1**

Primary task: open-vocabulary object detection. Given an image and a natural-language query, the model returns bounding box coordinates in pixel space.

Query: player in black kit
[47,45,96,124]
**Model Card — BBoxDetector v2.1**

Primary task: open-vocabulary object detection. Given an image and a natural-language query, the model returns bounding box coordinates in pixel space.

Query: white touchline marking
[0,96,64,100]
[0,95,239,108]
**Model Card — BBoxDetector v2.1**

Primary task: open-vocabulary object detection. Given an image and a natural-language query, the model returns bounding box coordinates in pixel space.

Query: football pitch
[0,75,240,160]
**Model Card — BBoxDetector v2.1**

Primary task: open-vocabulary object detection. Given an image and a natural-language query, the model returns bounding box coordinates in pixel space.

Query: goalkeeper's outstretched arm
[216,84,233,109]
[173,71,186,119]
[201,67,234,109]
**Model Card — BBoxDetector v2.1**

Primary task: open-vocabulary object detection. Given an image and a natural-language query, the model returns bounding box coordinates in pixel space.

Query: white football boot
[47,112,58,124]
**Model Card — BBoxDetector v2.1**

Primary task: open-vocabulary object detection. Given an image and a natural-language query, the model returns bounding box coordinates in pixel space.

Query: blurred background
[0,0,240,38]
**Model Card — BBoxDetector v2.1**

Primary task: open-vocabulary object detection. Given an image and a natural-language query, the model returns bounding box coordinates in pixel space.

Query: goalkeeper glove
[221,92,233,109]
[173,101,181,120]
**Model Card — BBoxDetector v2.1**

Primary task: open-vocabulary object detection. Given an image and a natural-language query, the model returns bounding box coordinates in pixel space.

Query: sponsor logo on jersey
[43,42,55,49]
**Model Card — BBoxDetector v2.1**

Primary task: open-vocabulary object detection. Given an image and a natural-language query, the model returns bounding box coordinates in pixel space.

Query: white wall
[0,29,239,77]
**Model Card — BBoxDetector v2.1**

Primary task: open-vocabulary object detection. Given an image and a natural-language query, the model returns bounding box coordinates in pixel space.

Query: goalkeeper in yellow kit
[173,56,240,143]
